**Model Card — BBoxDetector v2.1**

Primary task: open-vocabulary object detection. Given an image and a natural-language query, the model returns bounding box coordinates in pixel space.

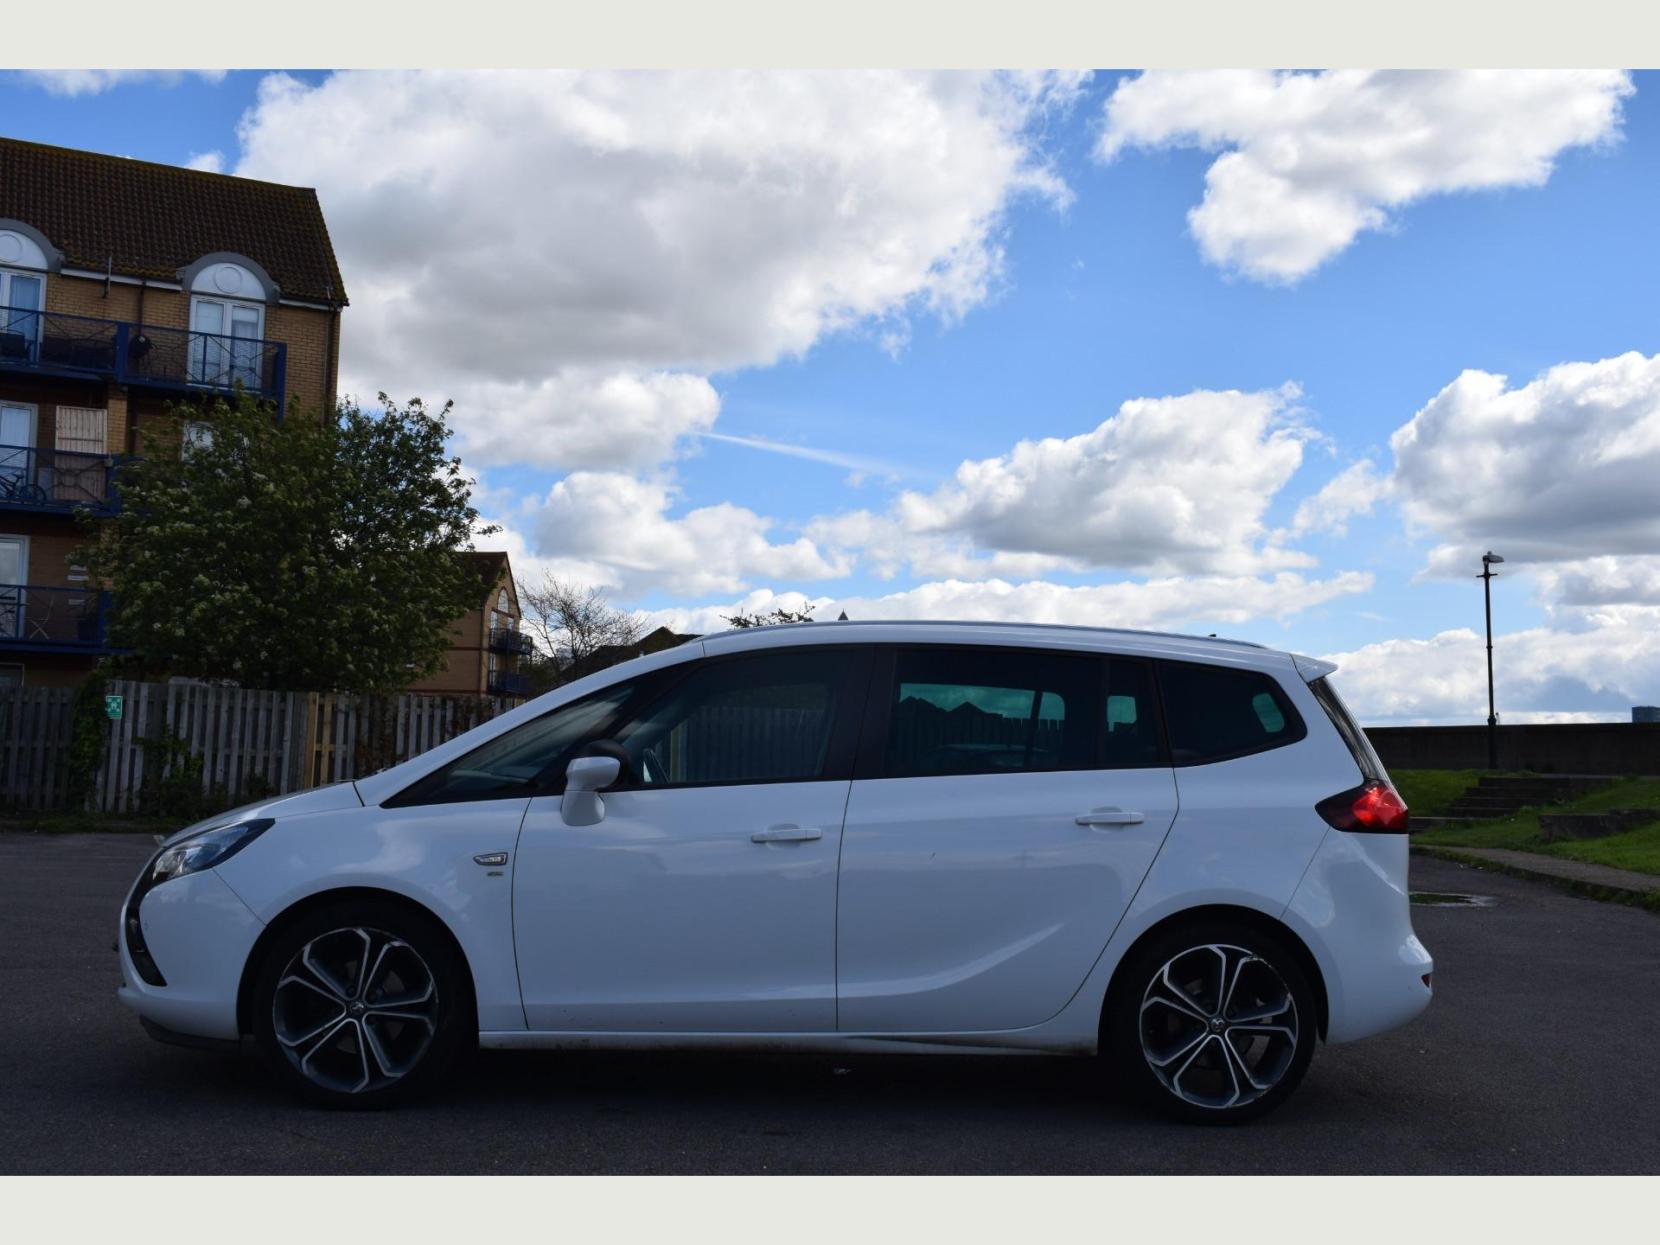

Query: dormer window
[183,256,274,392]
[0,225,49,360]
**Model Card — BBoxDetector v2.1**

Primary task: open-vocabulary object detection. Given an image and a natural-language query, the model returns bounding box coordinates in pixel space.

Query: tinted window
[616,650,856,786]
[391,682,637,804]
[1103,659,1166,768]
[884,647,1099,777]
[1309,675,1382,781]
[1157,661,1305,765]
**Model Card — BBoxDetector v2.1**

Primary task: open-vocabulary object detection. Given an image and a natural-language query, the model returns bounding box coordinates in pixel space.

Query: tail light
[1316,780,1410,834]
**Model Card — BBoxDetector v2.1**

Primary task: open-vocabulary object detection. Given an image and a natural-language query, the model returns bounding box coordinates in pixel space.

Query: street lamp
[1480,551,1504,771]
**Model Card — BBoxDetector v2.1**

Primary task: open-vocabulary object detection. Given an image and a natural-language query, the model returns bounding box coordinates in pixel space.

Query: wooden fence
[0,680,520,815]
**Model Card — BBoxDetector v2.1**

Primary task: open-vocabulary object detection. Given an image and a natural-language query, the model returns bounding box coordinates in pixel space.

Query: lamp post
[1480,551,1504,771]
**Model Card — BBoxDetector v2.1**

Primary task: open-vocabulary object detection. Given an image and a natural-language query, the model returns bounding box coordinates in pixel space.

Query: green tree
[80,392,494,692]
[723,606,816,628]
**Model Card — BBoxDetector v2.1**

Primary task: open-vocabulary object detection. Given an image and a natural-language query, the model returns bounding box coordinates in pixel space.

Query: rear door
[835,645,1178,1033]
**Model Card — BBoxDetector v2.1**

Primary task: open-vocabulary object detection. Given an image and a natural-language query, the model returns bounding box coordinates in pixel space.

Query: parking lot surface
[2,831,1656,1174]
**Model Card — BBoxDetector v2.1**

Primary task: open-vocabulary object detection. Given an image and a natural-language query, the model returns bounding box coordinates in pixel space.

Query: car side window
[883,647,1100,777]
[613,649,858,787]
[1102,658,1166,768]
[388,682,638,805]
[1156,661,1306,765]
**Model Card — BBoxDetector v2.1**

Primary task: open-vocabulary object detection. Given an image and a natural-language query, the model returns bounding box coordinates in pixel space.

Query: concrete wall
[1366,723,1660,775]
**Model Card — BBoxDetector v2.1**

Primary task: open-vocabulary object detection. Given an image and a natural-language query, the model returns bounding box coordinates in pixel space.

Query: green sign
[104,694,123,721]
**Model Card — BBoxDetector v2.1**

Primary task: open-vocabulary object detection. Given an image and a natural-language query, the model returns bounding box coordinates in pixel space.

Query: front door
[514,646,868,1033]
[836,646,1179,1034]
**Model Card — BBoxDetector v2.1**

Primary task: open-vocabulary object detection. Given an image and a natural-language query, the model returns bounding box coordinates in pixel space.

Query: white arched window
[0,225,51,359]
[182,256,274,390]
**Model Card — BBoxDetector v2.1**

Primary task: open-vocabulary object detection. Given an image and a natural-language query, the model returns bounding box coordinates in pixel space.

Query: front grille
[122,854,168,988]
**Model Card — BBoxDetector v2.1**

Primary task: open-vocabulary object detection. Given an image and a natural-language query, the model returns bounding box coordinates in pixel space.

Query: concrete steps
[1438,775,1614,822]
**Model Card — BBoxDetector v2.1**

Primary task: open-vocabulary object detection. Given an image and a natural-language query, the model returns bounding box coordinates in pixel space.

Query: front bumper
[117,867,265,1042]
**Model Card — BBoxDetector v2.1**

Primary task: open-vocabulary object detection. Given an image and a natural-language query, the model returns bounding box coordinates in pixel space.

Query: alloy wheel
[271,926,440,1095]
[1138,942,1299,1111]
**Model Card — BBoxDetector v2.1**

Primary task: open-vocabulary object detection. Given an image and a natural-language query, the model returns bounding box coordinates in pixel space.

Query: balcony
[0,585,114,653]
[0,305,287,407]
[0,445,121,515]
[488,626,534,656]
[487,671,532,698]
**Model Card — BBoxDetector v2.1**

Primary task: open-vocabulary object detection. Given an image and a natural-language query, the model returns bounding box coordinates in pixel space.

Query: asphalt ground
[2,832,1656,1174]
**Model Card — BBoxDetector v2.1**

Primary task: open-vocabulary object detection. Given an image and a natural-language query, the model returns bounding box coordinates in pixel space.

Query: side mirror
[561,755,621,826]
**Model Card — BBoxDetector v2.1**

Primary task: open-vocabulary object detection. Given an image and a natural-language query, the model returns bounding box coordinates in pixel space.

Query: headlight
[148,818,274,888]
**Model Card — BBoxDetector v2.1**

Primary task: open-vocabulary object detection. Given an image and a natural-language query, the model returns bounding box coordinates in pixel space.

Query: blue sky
[6,69,1659,720]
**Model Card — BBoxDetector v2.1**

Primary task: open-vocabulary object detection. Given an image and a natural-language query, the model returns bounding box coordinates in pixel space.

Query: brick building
[1,136,347,688]
[407,551,531,698]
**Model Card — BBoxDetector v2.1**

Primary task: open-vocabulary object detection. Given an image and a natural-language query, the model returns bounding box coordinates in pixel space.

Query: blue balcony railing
[0,445,121,515]
[488,626,534,656]
[487,671,532,698]
[0,305,286,407]
[0,585,114,653]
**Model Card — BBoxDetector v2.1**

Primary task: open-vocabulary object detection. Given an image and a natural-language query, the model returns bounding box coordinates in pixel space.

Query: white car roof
[701,618,1304,672]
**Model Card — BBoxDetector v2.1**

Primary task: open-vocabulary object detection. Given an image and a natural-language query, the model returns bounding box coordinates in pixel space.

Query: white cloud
[810,385,1314,578]
[1324,619,1660,724]
[234,69,1082,469]
[434,370,720,473]
[1099,70,1632,282]
[1391,351,1660,577]
[1289,459,1392,537]
[184,150,225,174]
[520,471,850,599]
[20,70,227,97]
[641,571,1372,636]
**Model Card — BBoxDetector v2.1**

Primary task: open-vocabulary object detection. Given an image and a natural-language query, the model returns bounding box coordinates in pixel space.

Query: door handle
[751,824,824,844]
[1076,808,1145,828]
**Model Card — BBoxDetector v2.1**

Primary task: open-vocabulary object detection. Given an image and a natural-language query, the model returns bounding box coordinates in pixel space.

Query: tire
[250,897,473,1109]
[1104,918,1317,1124]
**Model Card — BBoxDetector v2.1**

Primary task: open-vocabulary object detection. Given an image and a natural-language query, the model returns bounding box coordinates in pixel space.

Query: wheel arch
[235,886,480,1038]
[1099,904,1329,1044]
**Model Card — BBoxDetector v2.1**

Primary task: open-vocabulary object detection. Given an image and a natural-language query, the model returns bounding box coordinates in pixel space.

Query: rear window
[1156,661,1306,765]
[1309,675,1384,782]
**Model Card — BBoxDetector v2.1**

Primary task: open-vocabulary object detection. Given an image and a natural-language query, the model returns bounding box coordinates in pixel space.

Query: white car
[118,621,1431,1122]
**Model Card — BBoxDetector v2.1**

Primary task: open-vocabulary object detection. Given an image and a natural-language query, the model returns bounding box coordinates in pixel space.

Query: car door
[514,646,870,1033]
[836,645,1178,1034]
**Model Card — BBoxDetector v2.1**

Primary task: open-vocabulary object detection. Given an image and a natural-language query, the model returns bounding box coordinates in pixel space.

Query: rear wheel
[250,898,472,1108]
[1106,919,1316,1124]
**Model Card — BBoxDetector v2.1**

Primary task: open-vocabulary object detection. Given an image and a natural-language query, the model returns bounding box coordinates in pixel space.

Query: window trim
[603,644,874,793]
[1152,658,1308,768]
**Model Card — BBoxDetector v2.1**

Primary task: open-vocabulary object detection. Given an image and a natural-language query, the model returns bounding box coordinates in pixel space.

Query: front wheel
[1105,920,1317,1124]
[250,898,472,1108]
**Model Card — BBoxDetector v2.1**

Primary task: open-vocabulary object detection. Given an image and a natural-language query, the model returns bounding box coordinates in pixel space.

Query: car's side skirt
[478,1030,1096,1056]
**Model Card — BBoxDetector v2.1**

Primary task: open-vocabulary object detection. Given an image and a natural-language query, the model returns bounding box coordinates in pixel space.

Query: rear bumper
[1285,829,1434,1043]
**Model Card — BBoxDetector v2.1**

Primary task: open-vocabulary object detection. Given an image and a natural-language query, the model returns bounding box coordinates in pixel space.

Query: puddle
[1410,892,1496,907]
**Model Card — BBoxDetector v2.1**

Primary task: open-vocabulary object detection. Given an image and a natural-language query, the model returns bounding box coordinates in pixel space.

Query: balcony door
[0,403,35,496]
[0,535,25,640]
[190,297,264,392]
[0,269,43,363]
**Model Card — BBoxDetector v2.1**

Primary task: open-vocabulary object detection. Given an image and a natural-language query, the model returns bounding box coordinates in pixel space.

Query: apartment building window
[189,297,265,391]
[0,402,36,494]
[0,266,44,360]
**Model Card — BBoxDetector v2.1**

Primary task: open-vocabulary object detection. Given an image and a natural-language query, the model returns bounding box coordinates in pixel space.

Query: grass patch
[0,811,178,836]
[1391,769,1490,817]
[1413,775,1660,877]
